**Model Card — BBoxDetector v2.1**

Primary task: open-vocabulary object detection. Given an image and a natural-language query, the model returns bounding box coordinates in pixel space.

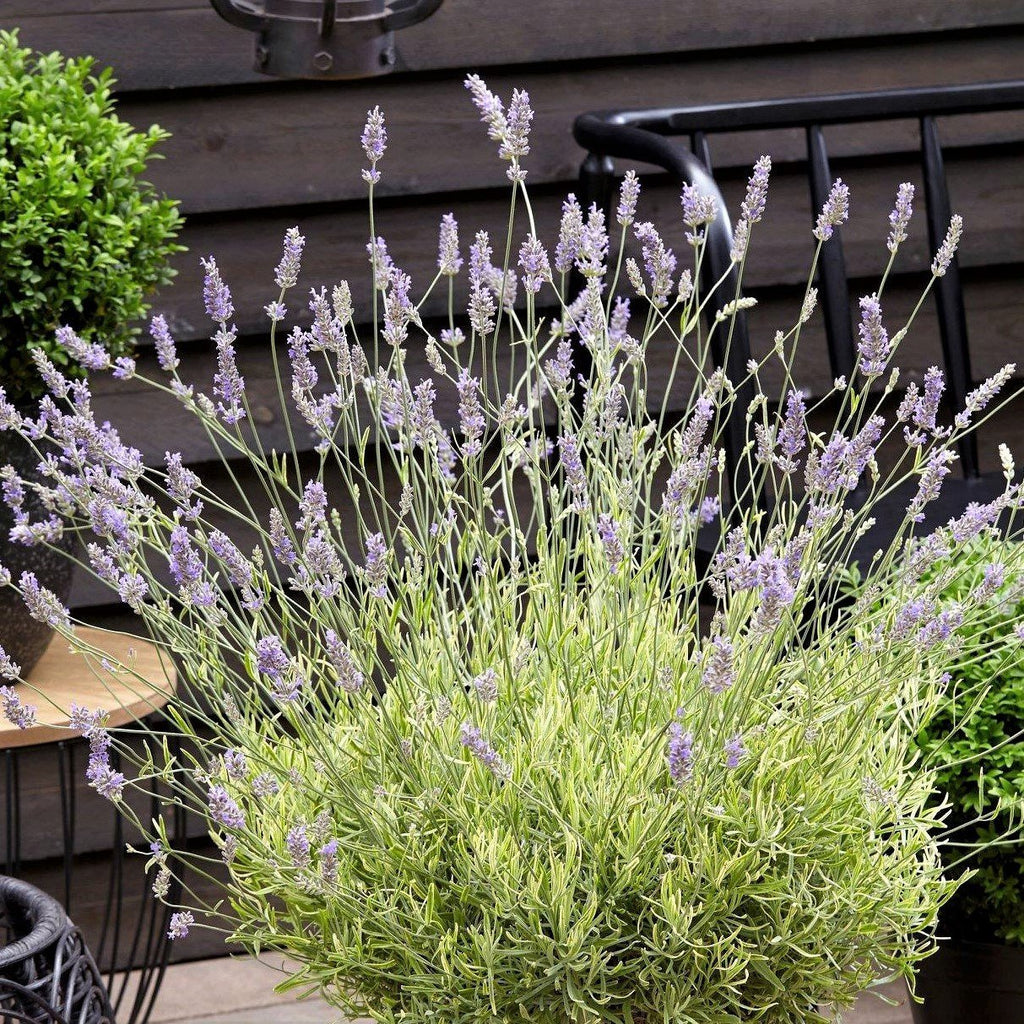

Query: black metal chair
[0,875,115,1024]
[574,81,1024,567]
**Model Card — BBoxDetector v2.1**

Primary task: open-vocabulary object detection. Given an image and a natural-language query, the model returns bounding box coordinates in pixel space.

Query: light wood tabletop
[0,626,176,749]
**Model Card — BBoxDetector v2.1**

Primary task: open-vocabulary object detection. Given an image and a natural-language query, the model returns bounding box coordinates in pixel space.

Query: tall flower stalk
[1,82,1023,1024]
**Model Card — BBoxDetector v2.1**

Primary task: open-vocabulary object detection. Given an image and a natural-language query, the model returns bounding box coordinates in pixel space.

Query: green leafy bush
[0,29,182,406]
[905,534,1024,944]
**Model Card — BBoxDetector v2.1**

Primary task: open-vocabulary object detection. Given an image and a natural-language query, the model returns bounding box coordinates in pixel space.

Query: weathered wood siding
[5,0,1024,963]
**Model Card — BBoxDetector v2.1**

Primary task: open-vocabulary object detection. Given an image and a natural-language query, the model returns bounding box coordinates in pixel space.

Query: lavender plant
[1,78,1023,1023]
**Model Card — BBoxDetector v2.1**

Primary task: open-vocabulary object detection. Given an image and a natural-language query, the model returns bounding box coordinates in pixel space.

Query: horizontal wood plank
[142,150,1024,344]
[9,1,1024,92]
[114,34,1024,216]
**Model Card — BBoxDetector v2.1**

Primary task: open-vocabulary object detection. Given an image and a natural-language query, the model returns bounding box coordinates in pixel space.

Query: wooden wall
[8,0,1024,611]
[5,0,1024,964]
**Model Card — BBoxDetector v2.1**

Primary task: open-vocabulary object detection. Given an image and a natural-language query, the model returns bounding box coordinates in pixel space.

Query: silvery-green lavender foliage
[2,77,1024,1023]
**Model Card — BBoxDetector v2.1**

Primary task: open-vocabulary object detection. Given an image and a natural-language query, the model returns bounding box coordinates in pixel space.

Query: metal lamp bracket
[209,0,444,79]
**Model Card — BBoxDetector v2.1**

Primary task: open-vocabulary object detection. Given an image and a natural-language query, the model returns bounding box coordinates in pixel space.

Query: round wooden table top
[0,627,177,750]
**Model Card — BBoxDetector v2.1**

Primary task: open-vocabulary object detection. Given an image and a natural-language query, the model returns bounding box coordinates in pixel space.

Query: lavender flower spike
[616,170,641,226]
[438,213,463,276]
[167,912,194,941]
[149,315,180,372]
[724,733,746,769]
[274,226,305,290]
[887,183,915,253]
[932,214,963,277]
[856,295,891,377]
[0,645,21,681]
[0,685,35,729]
[813,178,850,242]
[201,256,234,324]
[460,722,511,780]
[741,156,771,224]
[666,721,694,786]
[361,106,387,185]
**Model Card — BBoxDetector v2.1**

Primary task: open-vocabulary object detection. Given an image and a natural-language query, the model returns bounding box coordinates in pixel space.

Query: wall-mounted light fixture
[209,0,444,79]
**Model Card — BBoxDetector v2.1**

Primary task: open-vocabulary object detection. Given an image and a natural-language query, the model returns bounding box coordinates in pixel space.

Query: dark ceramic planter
[0,431,74,677]
[911,940,1024,1024]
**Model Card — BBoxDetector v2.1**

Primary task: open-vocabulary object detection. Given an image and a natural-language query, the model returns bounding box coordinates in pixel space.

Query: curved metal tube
[209,0,265,32]
[385,0,444,31]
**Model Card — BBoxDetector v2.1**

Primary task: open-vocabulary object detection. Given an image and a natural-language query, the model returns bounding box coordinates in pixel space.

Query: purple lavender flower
[666,721,694,786]
[558,432,589,513]
[554,195,584,275]
[633,222,676,307]
[165,452,203,520]
[209,530,254,588]
[168,526,203,588]
[724,733,746,769]
[955,364,1015,430]
[681,184,716,246]
[913,367,945,436]
[290,531,347,600]
[223,749,247,780]
[319,839,339,884]
[518,234,552,293]
[213,327,246,425]
[361,106,387,184]
[207,784,245,830]
[473,668,498,703]
[367,236,395,284]
[741,156,771,224]
[807,416,883,495]
[931,214,963,277]
[253,773,280,797]
[86,732,125,801]
[274,227,305,290]
[887,183,915,253]
[702,634,735,694]
[325,629,364,694]
[0,644,21,682]
[363,533,389,598]
[456,369,485,456]
[857,295,891,377]
[597,514,625,574]
[286,824,310,867]
[501,88,533,166]
[576,205,609,278]
[57,325,110,371]
[813,179,850,242]
[19,572,71,631]
[201,257,234,324]
[775,390,807,471]
[616,170,641,226]
[112,357,136,380]
[918,605,963,652]
[149,315,180,372]
[978,561,1006,601]
[909,449,956,522]
[0,685,34,728]
[69,704,106,737]
[269,508,297,566]
[256,635,290,683]
[297,481,328,533]
[167,912,193,941]
[438,213,463,276]
[460,722,511,780]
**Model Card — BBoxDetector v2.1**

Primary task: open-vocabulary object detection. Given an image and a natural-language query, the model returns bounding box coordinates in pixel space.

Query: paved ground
[122,957,915,1024]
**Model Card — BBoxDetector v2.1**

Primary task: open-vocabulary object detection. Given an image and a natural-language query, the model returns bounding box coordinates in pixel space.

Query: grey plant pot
[0,430,75,677]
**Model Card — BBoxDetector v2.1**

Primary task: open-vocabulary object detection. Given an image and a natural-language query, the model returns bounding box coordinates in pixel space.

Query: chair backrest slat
[920,114,979,477]
[806,124,856,382]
